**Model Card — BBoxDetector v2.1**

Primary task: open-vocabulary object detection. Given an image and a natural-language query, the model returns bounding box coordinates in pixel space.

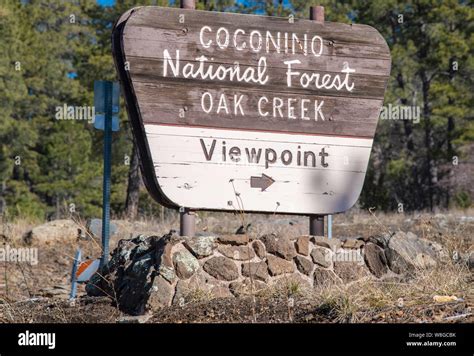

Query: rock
[87,218,117,238]
[184,235,216,258]
[38,285,69,298]
[147,276,174,311]
[203,256,239,281]
[229,279,267,297]
[211,285,233,299]
[384,231,443,273]
[235,223,252,235]
[241,261,269,282]
[333,261,370,283]
[342,238,364,249]
[363,243,388,278]
[310,236,341,250]
[260,234,297,260]
[368,233,392,248]
[158,265,176,284]
[294,256,313,275]
[172,272,218,305]
[252,240,266,259]
[217,234,250,245]
[117,314,152,323]
[173,278,197,305]
[23,219,79,244]
[313,268,341,288]
[295,236,310,256]
[266,255,294,276]
[468,253,474,270]
[218,245,255,261]
[156,237,178,283]
[173,249,199,279]
[310,247,332,268]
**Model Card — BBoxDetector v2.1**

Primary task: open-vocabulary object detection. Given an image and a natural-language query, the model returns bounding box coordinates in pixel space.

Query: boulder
[294,256,313,275]
[333,260,370,283]
[310,235,341,250]
[342,238,364,249]
[147,275,174,310]
[172,272,217,305]
[468,253,474,270]
[86,233,165,315]
[241,261,269,282]
[173,249,199,279]
[86,218,117,238]
[384,231,444,273]
[184,235,216,258]
[218,234,251,245]
[229,279,267,297]
[260,234,297,260]
[23,219,79,244]
[203,256,239,281]
[310,247,332,268]
[266,255,294,276]
[252,240,266,259]
[363,243,388,278]
[218,245,255,261]
[295,236,310,256]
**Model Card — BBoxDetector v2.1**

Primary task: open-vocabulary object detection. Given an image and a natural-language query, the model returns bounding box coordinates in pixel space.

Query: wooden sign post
[309,5,325,237]
[179,0,196,237]
[112,3,391,236]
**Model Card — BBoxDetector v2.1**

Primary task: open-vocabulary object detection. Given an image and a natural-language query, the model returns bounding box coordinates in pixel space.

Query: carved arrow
[250,174,275,191]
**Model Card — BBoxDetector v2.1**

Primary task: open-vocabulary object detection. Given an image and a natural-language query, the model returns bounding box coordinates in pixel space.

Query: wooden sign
[112,6,391,215]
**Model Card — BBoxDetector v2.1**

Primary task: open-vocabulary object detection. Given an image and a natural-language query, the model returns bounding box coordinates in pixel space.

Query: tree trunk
[421,70,436,211]
[125,143,141,220]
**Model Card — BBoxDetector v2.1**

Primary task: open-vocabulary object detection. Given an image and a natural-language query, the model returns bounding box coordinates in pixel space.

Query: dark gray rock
[203,256,239,281]
[241,261,269,282]
[217,234,250,245]
[184,235,216,258]
[294,255,313,275]
[266,254,294,276]
[333,260,370,283]
[310,247,332,268]
[363,243,388,278]
[384,231,442,274]
[295,236,310,256]
[229,279,267,297]
[218,245,255,261]
[173,249,199,279]
[260,234,297,260]
[252,240,266,259]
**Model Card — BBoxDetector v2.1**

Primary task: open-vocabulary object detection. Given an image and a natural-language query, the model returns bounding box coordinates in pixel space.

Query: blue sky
[97,0,115,6]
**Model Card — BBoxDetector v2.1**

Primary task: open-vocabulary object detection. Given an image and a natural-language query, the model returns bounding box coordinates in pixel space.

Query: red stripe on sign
[148,122,375,140]
[76,260,93,278]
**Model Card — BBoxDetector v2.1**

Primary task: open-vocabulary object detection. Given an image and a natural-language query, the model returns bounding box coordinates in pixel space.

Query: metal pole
[100,82,112,269]
[180,208,196,237]
[310,5,325,22]
[310,215,325,236]
[328,214,332,239]
[309,5,326,237]
[69,249,81,300]
[177,0,196,238]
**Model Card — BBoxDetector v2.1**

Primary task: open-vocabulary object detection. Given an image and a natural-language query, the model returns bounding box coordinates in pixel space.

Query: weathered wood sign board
[112,6,391,215]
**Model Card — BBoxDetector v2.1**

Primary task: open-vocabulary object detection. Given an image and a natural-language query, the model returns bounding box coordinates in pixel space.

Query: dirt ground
[0,210,472,323]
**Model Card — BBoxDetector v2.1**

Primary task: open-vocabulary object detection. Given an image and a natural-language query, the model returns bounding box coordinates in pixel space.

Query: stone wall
[86,230,446,315]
